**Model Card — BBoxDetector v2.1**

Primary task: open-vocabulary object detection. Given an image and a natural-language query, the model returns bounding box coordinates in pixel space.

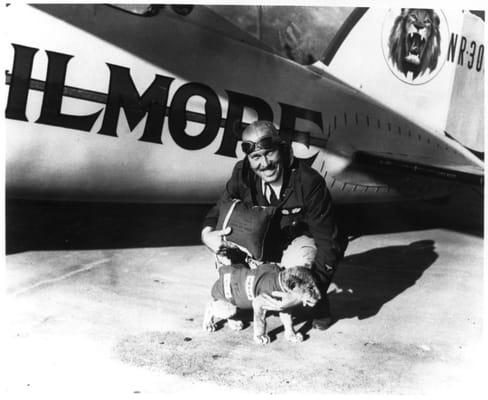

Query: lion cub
[203,261,321,345]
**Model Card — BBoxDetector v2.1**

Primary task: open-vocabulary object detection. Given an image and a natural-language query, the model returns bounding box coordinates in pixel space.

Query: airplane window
[470,10,485,21]
[208,5,353,65]
[110,4,157,16]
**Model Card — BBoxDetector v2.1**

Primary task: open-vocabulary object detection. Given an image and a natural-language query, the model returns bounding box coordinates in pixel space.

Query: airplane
[4,3,484,206]
[3,6,484,393]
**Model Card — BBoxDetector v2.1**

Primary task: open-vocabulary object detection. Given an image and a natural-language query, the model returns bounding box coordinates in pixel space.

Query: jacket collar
[245,157,298,206]
[243,157,298,207]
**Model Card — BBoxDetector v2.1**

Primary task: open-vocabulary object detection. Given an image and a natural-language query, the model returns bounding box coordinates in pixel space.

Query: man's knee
[280,235,317,269]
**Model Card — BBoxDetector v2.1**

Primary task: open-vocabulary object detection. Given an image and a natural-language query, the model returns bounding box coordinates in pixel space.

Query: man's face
[247,147,283,183]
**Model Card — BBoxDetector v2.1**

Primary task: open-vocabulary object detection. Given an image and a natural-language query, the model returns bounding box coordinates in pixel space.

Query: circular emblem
[381,8,449,85]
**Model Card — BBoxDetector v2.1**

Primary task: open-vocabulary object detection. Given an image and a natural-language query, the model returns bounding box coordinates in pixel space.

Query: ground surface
[3,189,485,398]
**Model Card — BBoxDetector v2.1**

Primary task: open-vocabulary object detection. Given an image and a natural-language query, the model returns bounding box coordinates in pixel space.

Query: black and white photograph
[2,0,485,397]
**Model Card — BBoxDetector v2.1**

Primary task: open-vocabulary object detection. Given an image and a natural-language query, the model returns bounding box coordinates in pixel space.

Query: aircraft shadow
[5,199,211,254]
[336,187,483,240]
[5,185,482,255]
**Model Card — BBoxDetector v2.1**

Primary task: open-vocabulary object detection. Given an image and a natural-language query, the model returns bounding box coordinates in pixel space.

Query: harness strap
[222,199,241,233]
[223,273,232,300]
[278,271,291,293]
[245,275,256,301]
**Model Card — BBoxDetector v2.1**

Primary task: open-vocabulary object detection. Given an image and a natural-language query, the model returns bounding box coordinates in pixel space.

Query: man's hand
[261,291,301,311]
[201,226,232,253]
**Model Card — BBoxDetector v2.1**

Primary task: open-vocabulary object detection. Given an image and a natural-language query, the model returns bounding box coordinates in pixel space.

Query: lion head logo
[388,9,441,80]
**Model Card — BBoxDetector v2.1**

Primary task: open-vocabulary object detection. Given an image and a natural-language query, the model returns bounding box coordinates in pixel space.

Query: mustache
[258,163,278,172]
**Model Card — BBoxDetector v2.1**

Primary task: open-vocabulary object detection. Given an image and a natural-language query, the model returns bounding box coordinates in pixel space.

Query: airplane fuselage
[4,4,483,204]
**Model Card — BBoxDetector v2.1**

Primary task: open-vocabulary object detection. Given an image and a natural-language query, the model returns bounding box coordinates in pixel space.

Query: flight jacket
[203,158,347,285]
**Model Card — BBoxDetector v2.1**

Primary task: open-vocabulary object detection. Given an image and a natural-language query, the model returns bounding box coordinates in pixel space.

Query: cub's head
[216,245,248,266]
[282,266,321,307]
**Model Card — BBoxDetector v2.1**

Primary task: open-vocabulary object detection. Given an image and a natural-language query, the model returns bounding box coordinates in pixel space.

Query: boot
[312,294,332,330]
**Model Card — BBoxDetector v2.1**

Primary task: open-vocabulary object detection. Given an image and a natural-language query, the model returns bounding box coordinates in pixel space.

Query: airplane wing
[111,4,277,54]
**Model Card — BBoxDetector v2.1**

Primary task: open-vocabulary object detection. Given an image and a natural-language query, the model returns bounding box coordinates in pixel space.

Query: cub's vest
[211,263,284,309]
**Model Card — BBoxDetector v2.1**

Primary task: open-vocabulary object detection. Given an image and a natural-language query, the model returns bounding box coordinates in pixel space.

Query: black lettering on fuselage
[279,103,324,142]
[467,41,476,69]
[5,44,39,121]
[5,45,326,159]
[447,33,458,63]
[458,36,467,66]
[477,45,484,71]
[36,51,103,131]
[447,33,484,72]
[216,90,274,158]
[98,63,174,144]
[168,82,222,150]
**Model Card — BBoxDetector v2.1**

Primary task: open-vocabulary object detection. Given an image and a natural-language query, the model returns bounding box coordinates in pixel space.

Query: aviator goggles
[241,136,282,155]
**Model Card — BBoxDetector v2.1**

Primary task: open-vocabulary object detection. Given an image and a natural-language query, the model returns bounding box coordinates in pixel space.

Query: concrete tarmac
[3,192,485,398]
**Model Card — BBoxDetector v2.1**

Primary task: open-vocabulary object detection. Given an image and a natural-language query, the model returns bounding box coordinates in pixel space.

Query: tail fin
[445,11,484,155]
[320,7,484,156]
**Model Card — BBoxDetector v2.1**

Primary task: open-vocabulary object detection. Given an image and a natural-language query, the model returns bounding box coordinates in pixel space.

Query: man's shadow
[276,240,438,340]
[329,239,438,321]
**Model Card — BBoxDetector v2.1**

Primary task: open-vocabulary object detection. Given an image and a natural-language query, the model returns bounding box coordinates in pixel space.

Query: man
[201,120,347,329]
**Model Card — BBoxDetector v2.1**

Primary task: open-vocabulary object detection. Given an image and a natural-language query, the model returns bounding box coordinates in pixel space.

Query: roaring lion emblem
[388,9,441,80]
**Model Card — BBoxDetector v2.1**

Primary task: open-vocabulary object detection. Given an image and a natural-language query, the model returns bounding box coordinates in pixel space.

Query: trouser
[281,235,332,318]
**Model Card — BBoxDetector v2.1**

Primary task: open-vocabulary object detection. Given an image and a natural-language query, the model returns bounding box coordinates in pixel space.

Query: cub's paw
[202,311,216,332]
[253,334,270,345]
[285,332,303,343]
[227,319,244,331]
[203,321,217,332]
